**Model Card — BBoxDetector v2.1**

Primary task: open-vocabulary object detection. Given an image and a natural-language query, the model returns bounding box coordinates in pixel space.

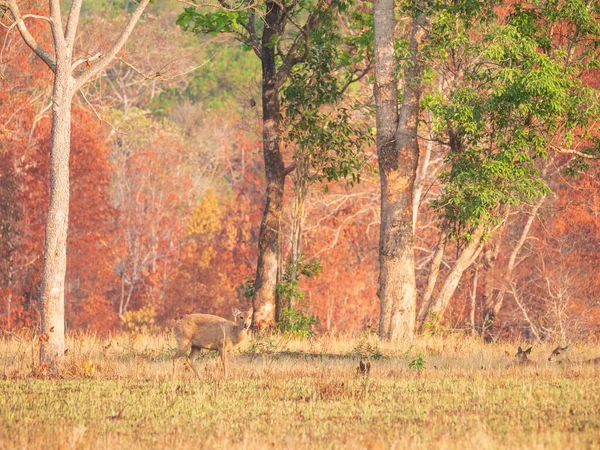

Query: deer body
[173,307,253,378]
[548,345,600,365]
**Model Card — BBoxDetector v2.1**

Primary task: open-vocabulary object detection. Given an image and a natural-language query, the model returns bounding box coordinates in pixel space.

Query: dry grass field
[1,331,599,449]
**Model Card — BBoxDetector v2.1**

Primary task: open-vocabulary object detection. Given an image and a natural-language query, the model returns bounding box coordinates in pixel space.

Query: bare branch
[550,144,600,159]
[275,0,332,88]
[79,89,120,134]
[48,0,66,55]
[16,14,51,23]
[64,0,83,52]
[71,52,102,71]
[74,0,151,92]
[112,53,218,82]
[0,0,56,72]
[284,162,296,176]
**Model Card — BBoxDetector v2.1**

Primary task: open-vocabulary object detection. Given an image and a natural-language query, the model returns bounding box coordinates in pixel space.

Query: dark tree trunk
[252,0,286,328]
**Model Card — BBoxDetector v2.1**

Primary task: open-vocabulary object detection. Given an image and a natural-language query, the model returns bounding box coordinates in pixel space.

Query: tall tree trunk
[481,240,501,342]
[374,0,430,341]
[482,196,545,342]
[469,264,479,336]
[39,61,73,366]
[416,228,448,330]
[421,226,484,328]
[288,168,309,304]
[253,0,285,328]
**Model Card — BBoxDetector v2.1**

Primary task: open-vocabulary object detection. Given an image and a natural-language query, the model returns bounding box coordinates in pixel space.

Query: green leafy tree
[178,0,372,326]
[416,0,600,335]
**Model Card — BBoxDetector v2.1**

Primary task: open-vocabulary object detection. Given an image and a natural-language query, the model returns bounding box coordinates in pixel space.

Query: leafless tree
[0,0,150,367]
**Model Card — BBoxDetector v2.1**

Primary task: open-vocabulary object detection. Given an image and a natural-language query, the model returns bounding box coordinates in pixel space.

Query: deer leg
[188,347,202,380]
[172,344,191,377]
[219,347,228,378]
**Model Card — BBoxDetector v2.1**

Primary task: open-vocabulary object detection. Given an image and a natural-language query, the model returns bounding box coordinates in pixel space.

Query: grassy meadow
[1,331,599,449]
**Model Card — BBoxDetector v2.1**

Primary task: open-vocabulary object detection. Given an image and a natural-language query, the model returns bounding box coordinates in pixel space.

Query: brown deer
[506,346,535,367]
[548,344,600,365]
[173,307,253,378]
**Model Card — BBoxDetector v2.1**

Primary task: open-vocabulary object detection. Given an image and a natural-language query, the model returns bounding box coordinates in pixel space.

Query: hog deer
[548,345,600,365]
[507,346,535,367]
[173,307,253,378]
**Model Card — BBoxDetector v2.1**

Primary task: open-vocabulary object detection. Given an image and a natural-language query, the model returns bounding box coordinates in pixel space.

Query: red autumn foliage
[1,3,599,339]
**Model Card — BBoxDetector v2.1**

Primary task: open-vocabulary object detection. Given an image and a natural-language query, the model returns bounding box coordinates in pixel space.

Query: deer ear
[525,347,532,354]
[563,344,571,352]
[518,346,523,353]
[232,307,241,317]
[247,307,254,316]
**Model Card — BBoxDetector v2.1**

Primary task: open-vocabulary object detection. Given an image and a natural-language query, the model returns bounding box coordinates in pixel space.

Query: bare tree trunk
[287,168,309,311]
[2,0,149,367]
[511,282,541,341]
[417,228,448,330]
[482,196,545,341]
[253,0,286,327]
[290,175,308,277]
[481,240,501,342]
[39,9,73,365]
[421,226,485,329]
[469,264,478,336]
[374,0,430,341]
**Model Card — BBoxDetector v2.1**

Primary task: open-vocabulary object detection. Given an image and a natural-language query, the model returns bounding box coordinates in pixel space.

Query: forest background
[2,0,600,343]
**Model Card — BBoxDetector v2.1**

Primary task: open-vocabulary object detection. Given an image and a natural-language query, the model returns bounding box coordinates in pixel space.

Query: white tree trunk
[39,63,73,366]
[2,0,150,367]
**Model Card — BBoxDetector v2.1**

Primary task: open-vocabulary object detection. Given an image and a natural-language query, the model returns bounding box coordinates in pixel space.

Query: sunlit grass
[1,331,599,449]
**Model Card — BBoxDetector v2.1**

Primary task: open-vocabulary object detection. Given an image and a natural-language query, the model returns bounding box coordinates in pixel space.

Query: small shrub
[353,331,385,360]
[277,307,317,338]
[422,312,448,335]
[408,353,426,373]
[120,305,161,334]
[244,333,282,355]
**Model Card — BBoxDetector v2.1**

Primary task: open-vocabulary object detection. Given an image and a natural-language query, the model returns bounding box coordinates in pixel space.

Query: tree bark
[252,0,286,328]
[469,264,478,336]
[374,0,430,341]
[39,47,73,367]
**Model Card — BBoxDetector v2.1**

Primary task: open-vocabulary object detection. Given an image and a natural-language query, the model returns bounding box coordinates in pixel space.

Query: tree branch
[241,10,262,59]
[71,52,102,71]
[284,162,296,176]
[0,0,56,72]
[48,0,66,55]
[275,0,332,88]
[73,0,151,92]
[550,144,600,159]
[338,63,373,97]
[64,0,83,53]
